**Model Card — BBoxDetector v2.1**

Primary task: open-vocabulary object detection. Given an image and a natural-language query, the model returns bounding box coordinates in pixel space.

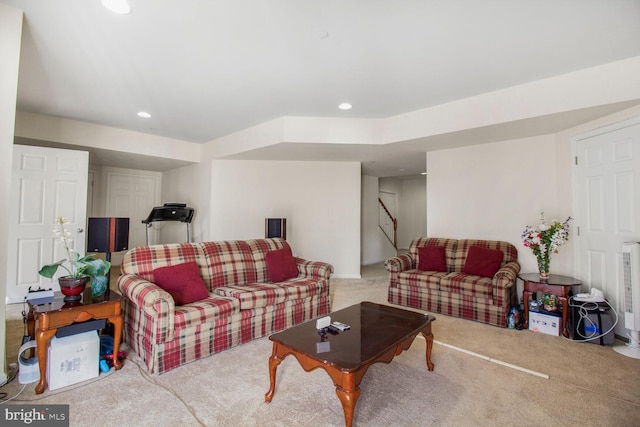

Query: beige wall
[0,3,22,383]
[161,163,202,243]
[427,135,560,274]
[210,159,361,278]
[427,105,640,290]
[15,111,201,164]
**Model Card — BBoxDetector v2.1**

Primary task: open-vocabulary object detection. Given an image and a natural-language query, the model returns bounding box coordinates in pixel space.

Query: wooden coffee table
[265,301,435,427]
[26,287,123,394]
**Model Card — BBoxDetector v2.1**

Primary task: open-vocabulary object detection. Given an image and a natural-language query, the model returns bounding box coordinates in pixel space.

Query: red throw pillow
[462,246,504,278]
[153,262,209,305]
[417,246,447,272]
[265,247,299,282]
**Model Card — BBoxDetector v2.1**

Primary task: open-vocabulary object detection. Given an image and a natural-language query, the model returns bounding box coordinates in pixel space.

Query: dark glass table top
[518,273,581,286]
[269,301,435,371]
[28,287,121,315]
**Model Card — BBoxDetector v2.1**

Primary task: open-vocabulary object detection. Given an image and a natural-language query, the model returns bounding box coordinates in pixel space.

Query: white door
[575,117,640,336]
[7,145,88,303]
[105,168,160,265]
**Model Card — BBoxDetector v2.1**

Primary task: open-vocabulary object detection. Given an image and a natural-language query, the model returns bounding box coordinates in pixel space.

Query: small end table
[519,273,581,338]
[26,287,123,394]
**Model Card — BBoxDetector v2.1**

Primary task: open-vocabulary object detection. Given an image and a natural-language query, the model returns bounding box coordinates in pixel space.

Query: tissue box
[528,312,560,336]
[47,331,99,390]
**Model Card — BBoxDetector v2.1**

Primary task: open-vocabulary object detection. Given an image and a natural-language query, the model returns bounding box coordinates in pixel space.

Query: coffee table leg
[265,342,284,403]
[335,380,361,427]
[421,327,435,371]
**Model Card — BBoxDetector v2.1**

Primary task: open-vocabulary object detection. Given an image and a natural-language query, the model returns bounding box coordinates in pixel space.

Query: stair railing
[378,197,397,251]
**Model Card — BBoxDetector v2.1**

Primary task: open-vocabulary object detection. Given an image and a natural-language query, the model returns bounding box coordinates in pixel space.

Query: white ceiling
[4,0,640,176]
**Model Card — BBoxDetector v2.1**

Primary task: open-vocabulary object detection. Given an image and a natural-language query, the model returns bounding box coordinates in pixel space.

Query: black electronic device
[265,218,286,240]
[142,203,195,244]
[143,203,194,224]
[569,300,615,345]
[55,319,107,338]
[87,217,130,254]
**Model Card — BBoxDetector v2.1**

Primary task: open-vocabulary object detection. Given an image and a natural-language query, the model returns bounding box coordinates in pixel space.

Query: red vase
[58,276,88,302]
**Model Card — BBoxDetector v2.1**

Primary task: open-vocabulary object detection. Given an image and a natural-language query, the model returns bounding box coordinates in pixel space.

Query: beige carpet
[3,264,640,426]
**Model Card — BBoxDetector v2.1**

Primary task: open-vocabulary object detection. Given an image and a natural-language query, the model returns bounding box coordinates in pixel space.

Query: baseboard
[361,260,385,266]
[332,274,362,279]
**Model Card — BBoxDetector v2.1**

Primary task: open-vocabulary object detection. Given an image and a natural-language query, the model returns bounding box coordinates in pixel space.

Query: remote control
[331,321,350,331]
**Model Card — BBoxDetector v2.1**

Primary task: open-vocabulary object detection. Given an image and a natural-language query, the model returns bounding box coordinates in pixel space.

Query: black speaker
[265,218,286,240]
[87,217,130,253]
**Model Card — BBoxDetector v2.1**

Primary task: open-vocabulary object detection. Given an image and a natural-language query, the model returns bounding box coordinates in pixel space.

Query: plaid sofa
[386,238,520,327]
[117,238,333,374]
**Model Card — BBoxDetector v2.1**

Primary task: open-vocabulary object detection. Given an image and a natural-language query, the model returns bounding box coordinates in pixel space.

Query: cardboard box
[47,331,99,390]
[528,311,560,336]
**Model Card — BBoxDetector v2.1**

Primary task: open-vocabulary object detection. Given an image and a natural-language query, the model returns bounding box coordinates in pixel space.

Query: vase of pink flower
[521,211,572,279]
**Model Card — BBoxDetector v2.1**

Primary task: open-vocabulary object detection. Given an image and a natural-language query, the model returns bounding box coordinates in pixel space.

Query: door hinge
[575,156,578,165]
[577,226,580,236]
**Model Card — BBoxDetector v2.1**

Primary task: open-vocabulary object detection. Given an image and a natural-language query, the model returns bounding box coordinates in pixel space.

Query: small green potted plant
[541,293,559,312]
[39,216,111,301]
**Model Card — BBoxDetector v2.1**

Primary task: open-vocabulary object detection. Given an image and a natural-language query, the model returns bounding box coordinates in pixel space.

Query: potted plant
[541,293,559,312]
[38,216,111,301]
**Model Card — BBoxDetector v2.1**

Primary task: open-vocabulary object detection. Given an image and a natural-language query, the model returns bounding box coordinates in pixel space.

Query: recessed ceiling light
[338,103,352,110]
[101,0,132,15]
[137,111,151,118]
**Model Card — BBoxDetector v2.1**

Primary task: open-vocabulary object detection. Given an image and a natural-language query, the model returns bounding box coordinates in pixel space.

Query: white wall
[161,163,202,243]
[398,176,427,248]
[15,111,201,164]
[361,175,388,265]
[0,2,22,383]
[427,135,563,275]
[210,160,361,278]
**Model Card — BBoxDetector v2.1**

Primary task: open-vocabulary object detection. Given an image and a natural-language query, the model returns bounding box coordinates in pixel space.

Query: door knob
[77,228,84,233]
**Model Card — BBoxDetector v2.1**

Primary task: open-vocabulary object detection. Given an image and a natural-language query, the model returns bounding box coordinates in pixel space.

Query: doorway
[574,116,640,336]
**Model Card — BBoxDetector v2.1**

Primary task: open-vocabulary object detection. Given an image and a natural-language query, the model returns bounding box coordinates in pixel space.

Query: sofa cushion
[173,296,241,330]
[462,246,503,278]
[440,272,494,301]
[398,270,446,290]
[153,262,210,305]
[409,238,458,271]
[417,246,447,272]
[213,278,327,310]
[265,247,299,282]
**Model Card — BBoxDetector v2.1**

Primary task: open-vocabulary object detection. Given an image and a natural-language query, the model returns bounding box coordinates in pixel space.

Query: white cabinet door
[7,145,88,303]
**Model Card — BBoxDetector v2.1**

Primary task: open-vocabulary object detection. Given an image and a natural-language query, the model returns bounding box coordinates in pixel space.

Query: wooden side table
[519,273,581,338]
[27,288,123,394]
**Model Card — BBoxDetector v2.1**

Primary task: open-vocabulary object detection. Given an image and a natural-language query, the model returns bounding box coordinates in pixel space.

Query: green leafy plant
[38,216,111,285]
[541,293,559,311]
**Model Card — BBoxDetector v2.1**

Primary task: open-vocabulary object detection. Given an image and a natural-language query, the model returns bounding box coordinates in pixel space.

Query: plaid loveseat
[386,238,519,327]
[117,238,333,374]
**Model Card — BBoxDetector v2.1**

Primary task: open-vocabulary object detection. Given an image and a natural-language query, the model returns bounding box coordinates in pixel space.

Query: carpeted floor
[3,263,640,426]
